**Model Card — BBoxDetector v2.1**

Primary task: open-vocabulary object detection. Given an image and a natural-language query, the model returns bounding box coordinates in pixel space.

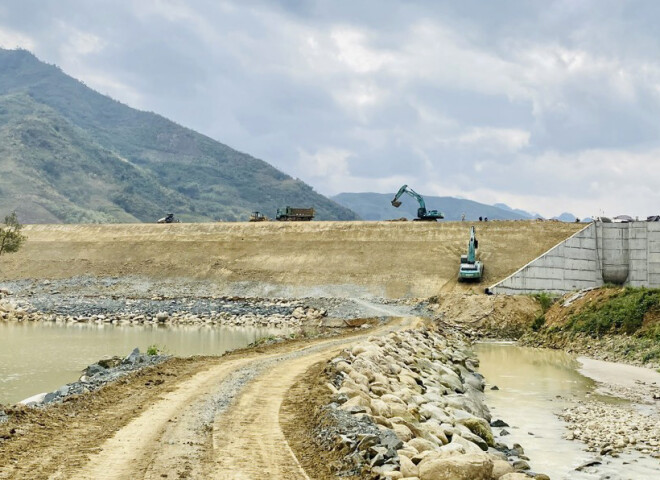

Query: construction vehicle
[276,206,314,221]
[249,211,268,222]
[390,185,444,221]
[157,213,179,224]
[458,226,484,281]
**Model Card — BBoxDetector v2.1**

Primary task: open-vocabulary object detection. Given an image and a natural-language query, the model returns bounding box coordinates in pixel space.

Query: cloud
[1,0,660,219]
[0,26,34,50]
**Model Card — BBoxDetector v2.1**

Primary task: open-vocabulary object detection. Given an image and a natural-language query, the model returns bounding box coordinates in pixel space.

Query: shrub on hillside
[0,212,25,256]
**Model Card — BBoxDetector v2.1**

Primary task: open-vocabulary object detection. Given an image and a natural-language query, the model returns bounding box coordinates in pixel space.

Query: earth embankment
[0,221,583,297]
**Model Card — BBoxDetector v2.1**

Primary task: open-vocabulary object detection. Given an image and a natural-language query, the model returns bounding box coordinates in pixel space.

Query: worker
[479,216,483,222]
[484,217,488,222]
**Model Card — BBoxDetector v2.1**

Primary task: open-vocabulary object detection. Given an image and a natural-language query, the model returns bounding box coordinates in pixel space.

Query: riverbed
[0,322,291,405]
[475,342,660,479]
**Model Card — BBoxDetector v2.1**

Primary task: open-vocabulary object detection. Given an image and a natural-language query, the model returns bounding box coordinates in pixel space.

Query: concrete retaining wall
[491,222,660,294]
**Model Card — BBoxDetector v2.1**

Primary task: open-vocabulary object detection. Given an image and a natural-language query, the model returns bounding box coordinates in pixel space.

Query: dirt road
[1,221,583,298]
[0,321,410,480]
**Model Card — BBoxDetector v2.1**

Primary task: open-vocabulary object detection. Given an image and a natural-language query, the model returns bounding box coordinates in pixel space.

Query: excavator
[458,226,484,281]
[390,185,444,221]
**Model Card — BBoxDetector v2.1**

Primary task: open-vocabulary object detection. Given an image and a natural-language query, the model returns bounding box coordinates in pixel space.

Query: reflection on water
[475,342,660,479]
[0,322,291,405]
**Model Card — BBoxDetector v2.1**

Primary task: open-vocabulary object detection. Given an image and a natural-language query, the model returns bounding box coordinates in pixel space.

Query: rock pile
[19,348,169,407]
[560,401,660,458]
[0,297,325,328]
[319,328,547,480]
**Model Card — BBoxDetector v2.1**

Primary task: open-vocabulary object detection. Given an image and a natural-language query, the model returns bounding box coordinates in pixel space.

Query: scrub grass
[565,287,660,337]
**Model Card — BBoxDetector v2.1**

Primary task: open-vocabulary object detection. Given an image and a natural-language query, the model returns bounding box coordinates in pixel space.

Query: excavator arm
[467,226,478,263]
[390,185,427,211]
[390,184,443,221]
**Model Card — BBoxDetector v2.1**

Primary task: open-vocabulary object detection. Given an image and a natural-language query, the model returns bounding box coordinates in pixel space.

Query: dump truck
[276,207,314,221]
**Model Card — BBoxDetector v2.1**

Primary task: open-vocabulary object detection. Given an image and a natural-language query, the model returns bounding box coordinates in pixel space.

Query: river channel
[475,342,660,479]
[0,322,290,405]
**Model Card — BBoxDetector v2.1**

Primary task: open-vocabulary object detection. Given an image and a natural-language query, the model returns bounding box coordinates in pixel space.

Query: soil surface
[0,221,583,298]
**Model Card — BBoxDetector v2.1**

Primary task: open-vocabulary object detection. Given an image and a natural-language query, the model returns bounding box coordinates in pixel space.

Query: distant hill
[0,48,358,223]
[494,203,580,222]
[493,203,538,219]
[553,212,578,222]
[331,192,529,221]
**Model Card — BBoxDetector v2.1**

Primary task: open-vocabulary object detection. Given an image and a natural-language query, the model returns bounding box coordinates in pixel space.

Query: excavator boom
[459,226,483,281]
[390,184,443,221]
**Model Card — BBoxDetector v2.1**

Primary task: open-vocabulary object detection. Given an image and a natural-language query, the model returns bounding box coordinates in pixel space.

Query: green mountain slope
[331,192,528,221]
[0,48,358,223]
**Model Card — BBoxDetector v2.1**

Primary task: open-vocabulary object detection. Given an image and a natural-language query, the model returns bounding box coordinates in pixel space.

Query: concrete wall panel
[491,222,660,294]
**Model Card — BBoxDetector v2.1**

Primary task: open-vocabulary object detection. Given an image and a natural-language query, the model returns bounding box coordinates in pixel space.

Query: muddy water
[475,342,660,479]
[0,322,290,405]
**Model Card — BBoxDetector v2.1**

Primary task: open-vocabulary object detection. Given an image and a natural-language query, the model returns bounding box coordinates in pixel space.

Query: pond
[0,322,291,405]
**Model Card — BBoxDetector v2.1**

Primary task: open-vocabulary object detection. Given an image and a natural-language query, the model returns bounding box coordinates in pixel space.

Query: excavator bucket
[391,200,402,208]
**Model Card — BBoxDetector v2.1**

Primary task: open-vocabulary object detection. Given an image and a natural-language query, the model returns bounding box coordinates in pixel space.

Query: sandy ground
[578,357,660,404]
[0,221,583,298]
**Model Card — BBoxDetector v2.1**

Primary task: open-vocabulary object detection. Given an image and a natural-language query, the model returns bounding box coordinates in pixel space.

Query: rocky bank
[314,327,546,480]
[18,348,170,407]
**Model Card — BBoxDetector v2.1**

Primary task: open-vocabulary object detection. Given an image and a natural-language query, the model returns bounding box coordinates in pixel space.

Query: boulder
[407,437,437,453]
[122,348,141,365]
[456,417,494,447]
[393,423,414,442]
[499,474,530,480]
[400,454,419,478]
[418,453,494,480]
[450,434,484,454]
[492,459,515,478]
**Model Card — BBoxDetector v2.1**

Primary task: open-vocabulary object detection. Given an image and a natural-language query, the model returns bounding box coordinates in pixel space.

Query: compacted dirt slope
[1,221,583,297]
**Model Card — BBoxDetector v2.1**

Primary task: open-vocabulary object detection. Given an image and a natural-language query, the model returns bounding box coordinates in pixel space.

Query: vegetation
[529,292,554,332]
[531,314,546,332]
[146,344,160,356]
[0,212,25,256]
[565,287,660,337]
[0,48,359,223]
[534,292,555,314]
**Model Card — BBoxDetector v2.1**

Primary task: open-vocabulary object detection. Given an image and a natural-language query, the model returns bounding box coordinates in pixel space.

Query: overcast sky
[1,0,659,218]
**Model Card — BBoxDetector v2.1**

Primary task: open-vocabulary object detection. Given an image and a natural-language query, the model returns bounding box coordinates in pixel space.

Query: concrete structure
[491,221,660,294]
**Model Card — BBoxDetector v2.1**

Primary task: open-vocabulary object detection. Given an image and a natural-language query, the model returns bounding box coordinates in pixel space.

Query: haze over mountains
[0,48,358,223]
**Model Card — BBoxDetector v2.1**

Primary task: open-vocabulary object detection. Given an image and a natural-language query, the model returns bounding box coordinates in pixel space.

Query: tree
[0,212,26,256]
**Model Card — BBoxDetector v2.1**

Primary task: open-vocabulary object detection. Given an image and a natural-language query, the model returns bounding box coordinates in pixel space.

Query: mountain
[0,48,358,223]
[492,203,539,219]
[331,192,529,221]
[553,212,577,222]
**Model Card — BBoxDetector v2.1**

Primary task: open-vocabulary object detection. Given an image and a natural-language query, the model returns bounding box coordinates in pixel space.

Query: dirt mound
[0,221,583,298]
[430,293,541,338]
[543,288,620,328]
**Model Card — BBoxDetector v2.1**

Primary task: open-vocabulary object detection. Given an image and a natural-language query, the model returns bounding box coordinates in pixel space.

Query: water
[475,342,660,479]
[0,322,291,405]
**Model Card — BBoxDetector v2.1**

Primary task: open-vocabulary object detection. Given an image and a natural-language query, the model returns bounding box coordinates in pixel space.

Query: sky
[1,0,659,219]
